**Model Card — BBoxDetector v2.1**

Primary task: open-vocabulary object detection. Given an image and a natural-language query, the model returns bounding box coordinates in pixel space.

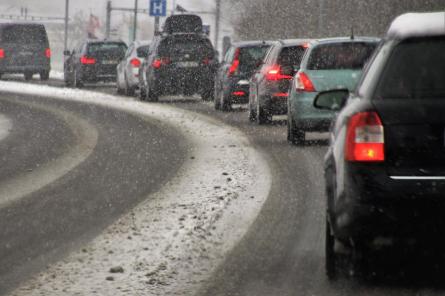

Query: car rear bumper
[0,64,50,74]
[152,67,215,94]
[334,164,445,243]
[259,80,292,115]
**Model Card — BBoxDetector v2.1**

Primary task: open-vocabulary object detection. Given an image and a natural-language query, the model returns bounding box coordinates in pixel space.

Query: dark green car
[287,37,380,144]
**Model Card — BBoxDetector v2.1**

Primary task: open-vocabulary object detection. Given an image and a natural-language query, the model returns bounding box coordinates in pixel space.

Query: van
[0,23,51,81]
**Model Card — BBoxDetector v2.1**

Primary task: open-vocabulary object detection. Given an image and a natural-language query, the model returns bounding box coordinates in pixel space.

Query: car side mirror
[314,89,349,111]
[63,50,71,56]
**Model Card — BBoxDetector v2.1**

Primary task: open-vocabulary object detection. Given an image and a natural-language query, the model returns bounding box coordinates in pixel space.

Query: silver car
[116,41,151,96]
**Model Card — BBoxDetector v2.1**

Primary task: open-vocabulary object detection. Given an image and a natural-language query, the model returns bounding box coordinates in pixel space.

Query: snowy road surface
[0,83,271,296]
[0,114,12,142]
[2,76,445,296]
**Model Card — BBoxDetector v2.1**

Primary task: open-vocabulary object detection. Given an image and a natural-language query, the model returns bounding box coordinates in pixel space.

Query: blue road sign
[150,0,167,17]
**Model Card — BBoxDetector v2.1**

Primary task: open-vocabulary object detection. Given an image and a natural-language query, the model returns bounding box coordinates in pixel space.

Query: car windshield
[307,42,377,70]
[159,37,214,58]
[1,25,48,44]
[377,37,445,99]
[88,43,127,56]
[136,45,150,58]
[278,45,306,66]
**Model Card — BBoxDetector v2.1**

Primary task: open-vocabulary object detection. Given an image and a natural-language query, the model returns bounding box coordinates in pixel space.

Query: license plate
[102,60,118,65]
[176,61,199,68]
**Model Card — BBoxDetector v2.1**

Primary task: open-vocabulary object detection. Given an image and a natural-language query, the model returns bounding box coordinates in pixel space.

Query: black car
[249,39,310,123]
[0,23,51,81]
[64,40,127,87]
[139,16,217,102]
[314,12,445,279]
[214,41,273,111]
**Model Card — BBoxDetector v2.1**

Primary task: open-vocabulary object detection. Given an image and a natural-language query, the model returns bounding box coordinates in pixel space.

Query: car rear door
[372,37,445,177]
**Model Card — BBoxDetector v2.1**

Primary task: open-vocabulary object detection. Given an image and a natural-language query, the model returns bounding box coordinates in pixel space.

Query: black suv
[139,15,217,102]
[314,12,445,279]
[64,39,127,87]
[0,23,51,81]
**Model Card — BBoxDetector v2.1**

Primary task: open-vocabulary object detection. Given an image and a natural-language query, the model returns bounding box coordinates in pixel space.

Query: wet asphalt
[0,90,189,294]
[2,76,445,296]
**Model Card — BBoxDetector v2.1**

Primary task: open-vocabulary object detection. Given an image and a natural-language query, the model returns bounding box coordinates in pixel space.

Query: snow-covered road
[0,114,12,142]
[0,82,272,296]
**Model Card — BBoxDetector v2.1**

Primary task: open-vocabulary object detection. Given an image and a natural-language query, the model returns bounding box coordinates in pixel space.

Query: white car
[116,41,151,96]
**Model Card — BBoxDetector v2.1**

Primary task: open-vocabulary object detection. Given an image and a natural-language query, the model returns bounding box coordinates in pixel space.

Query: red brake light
[130,58,141,68]
[265,65,293,81]
[0,49,4,59]
[295,72,316,92]
[80,56,96,65]
[152,59,162,69]
[302,42,311,49]
[345,111,385,162]
[45,48,51,58]
[229,48,240,76]
[232,91,246,96]
[152,57,171,69]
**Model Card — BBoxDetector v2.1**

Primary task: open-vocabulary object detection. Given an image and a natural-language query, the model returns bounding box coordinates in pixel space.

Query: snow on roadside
[0,82,272,296]
[0,114,12,142]
[50,70,65,81]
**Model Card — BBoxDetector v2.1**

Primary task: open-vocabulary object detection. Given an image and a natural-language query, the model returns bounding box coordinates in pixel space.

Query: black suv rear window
[278,46,305,66]
[88,43,127,56]
[308,42,377,70]
[159,37,214,58]
[1,25,48,44]
[377,37,445,99]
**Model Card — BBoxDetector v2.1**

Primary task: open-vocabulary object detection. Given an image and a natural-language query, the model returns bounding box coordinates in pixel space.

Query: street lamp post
[64,0,69,51]
[318,0,324,36]
[215,0,221,50]
[132,0,138,41]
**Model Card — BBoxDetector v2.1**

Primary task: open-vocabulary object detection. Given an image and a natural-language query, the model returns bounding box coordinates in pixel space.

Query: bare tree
[228,0,445,40]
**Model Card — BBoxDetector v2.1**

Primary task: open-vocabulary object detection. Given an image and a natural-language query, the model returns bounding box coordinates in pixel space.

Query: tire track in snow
[0,82,272,296]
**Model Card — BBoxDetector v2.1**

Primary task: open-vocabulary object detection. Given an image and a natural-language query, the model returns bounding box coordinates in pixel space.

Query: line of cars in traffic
[60,11,445,280]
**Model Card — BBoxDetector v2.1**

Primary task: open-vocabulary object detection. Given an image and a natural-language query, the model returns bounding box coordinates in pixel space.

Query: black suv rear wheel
[40,71,49,81]
[326,219,337,280]
[287,117,305,145]
[24,72,33,81]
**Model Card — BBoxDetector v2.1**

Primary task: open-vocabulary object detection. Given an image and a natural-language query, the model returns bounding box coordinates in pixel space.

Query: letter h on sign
[150,0,167,17]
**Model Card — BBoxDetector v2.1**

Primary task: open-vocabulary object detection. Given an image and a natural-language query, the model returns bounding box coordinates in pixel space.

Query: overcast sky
[0,0,214,17]
[0,0,232,46]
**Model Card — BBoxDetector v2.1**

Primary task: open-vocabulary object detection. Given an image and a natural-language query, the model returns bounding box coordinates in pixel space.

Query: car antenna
[350,27,355,40]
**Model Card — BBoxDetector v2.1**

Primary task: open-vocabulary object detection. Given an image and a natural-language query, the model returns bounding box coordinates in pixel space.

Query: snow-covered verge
[0,114,12,142]
[50,70,65,81]
[0,82,272,296]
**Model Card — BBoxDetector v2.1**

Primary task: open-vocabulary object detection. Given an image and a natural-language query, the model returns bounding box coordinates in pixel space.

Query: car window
[159,37,214,58]
[278,46,305,66]
[307,42,377,70]
[87,43,127,56]
[137,45,151,58]
[224,47,234,63]
[125,45,134,58]
[0,25,48,44]
[376,37,445,99]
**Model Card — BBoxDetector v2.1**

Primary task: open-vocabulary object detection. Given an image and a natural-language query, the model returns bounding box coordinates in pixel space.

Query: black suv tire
[287,117,305,145]
[40,71,50,81]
